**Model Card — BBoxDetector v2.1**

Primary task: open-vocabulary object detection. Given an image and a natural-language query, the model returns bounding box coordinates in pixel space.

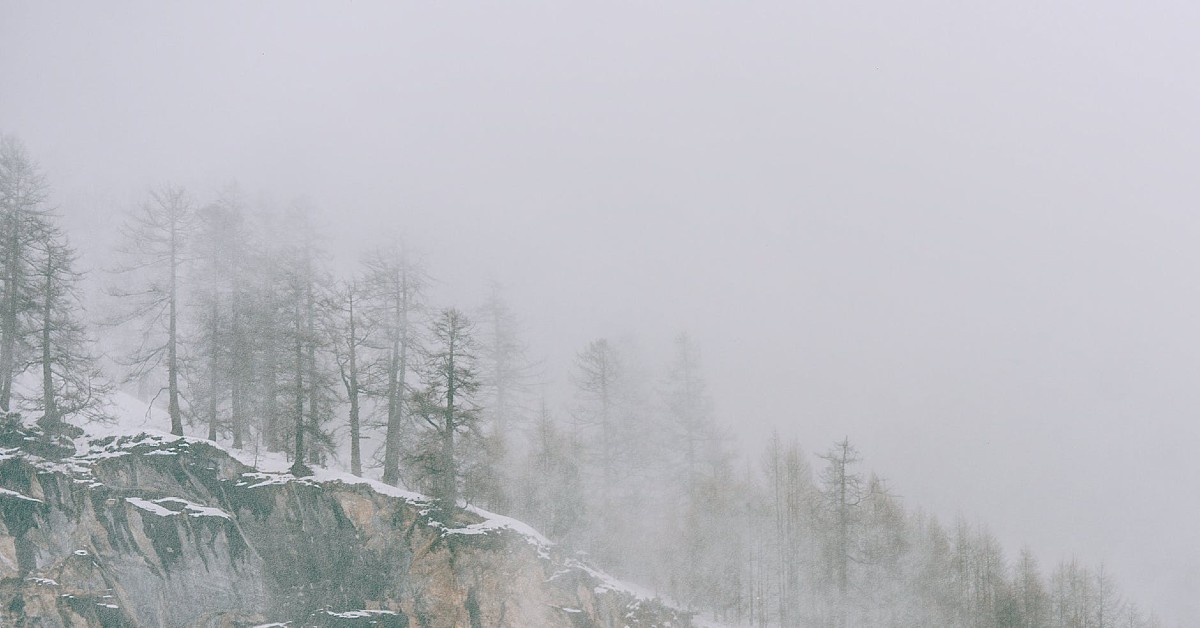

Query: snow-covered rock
[0,401,693,627]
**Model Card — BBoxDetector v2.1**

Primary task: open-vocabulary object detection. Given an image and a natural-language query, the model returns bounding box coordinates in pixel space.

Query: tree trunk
[263,344,279,451]
[599,358,611,509]
[442,419,456,505]
[442,330,458,505]
[381,328,401,484]
[382,269,409,486]
[207,295,219,441]
[230,292,245,449]
[292,299,307,472]
[0,223,22,411]
[168,217,182,436]
[305,274,319,465]
[836,447,849,628]
[347,290,362,477]
[40,252,56,426]
[261,288,279,452]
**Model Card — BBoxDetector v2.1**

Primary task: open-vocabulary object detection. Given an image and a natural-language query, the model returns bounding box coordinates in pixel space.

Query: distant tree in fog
[948,520,1007,627]
[187,187,254,445]
[362,244,426,486]
[110,185,197,436]
[759,433,815,626]
[818,438,867,628]
[473,282,538,510]
[477,282,536,437]
[328,277,368,476]
[659,332,717,495]
[572,338,620,504]
[513,400,585,541]
[1014,546,1049,628]
[239,237,294,454]
[1095,563,1122,628]
[273,206,336,476]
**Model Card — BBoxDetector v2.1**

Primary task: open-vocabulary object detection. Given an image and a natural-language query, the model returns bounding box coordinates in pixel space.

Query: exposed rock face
[0,429,691,627]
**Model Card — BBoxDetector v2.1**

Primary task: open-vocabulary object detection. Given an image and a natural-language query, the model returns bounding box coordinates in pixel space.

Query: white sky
[3,1,1199,622]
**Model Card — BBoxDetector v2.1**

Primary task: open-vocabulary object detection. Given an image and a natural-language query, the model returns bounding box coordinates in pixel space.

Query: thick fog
[3,1,1198,624]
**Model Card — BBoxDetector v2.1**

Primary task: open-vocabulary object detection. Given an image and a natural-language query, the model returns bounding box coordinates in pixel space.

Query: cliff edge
[0,421,691,627]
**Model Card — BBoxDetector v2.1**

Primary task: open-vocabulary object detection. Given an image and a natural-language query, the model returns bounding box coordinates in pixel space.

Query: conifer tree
[329,278,368,476]
[660,332,716,496]
[0,135,51,412]
[111,185,196,436]
[28,227,106,427]
[818,438,867,627]
[409,308,480,505]
[572,338,620,506]
[474,283,536,510]
[363,245,426,486]
[188,187,253,446]
[273,206,335,476]
[514,401,584,541]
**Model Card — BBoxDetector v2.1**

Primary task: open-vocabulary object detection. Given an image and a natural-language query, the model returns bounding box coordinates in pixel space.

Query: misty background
[3,1,1198,623]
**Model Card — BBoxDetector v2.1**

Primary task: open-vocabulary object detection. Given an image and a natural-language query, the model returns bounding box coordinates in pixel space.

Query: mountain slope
[0,418,691,627]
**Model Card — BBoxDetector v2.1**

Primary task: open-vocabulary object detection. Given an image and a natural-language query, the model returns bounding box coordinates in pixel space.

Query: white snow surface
[124,497,175,517]
[66,392,554,551]
[322,609,398,619]
[461,504,553,547]
[0,487,41,503]
[125,496,232,520]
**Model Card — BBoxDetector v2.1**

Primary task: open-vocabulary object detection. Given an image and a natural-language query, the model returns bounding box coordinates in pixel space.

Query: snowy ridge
[565,557,668,602]
[9,391,714,624]
[71,392,560,558]
[462,504,553,547]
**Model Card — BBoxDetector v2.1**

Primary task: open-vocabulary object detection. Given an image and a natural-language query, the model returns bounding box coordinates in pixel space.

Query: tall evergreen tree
[818,438,867,628]
[273,206,335,476]
[572,338,620,506]
[1014,546,1049,628]
[363,245,426,486]
[329,278,369,476]
[660,332,716,496]
[474,283,537,510]
[188,187,253,446]
[28,227,106,427]
[514,401,585,541]
[111,185,196,436]
[0,135,51,412]
[477,282,535,438]
[409,308,480,506]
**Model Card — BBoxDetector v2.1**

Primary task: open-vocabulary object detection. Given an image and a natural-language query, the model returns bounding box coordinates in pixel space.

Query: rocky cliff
[0,423,692,627]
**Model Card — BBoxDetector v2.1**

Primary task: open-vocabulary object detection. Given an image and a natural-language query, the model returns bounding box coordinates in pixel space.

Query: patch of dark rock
[290,461,314,477]
[464,587,482,628]
[138,512,184,572]
[0,414,76,459]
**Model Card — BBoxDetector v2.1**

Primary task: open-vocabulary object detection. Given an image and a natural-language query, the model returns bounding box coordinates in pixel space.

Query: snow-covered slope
[0,392,697,627]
